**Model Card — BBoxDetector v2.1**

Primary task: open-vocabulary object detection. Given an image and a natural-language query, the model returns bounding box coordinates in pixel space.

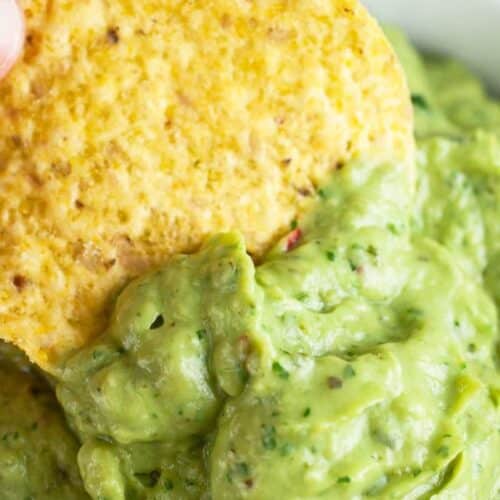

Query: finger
[0,0,24,79]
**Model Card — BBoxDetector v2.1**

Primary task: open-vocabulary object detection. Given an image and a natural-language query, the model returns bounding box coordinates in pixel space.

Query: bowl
[362,0,500,94]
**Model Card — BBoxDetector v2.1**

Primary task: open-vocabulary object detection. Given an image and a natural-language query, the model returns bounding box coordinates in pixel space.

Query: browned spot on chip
[11,136,22,148]
[107,27,120,44]
[51,162,72,177]
[296,186,313,197]
[12,274,28,291]
[220,13,231,29]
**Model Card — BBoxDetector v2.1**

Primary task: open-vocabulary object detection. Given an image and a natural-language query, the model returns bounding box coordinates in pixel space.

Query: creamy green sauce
[0,30,499,499]
[0,343,87,499]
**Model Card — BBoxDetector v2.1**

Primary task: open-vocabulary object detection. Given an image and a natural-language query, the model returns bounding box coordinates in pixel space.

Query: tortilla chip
[0,0,413,369]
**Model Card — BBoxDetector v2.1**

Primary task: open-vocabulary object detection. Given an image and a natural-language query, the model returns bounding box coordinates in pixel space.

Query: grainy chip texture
[0,0,413,368]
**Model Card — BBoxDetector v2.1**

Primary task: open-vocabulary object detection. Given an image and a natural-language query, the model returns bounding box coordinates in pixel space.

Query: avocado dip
[0,30,498,499]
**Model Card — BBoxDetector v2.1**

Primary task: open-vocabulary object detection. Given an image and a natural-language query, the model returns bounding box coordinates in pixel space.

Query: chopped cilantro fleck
[337,476,351,484]
[387,223,399,235]
[317,188,327,199]
[234,462,249,476]
[468,343,477,353]
[92,350,104,361]
[3,431,20,441]
[342,364,356,379]
[406,307,423,317]
[326,250,336,262]
[262,425,277,450]
[272,362,290,380]
[411,94,430,110]
[280,443,294,456]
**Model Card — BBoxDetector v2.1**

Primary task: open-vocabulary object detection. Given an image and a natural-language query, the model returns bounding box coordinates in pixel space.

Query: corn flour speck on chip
[0,0,413,369]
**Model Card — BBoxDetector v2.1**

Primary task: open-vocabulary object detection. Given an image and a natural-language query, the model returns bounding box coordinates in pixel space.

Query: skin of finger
[0,0,24,79]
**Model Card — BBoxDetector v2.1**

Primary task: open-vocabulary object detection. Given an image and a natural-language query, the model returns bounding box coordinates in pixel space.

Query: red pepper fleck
[286,228,302,252]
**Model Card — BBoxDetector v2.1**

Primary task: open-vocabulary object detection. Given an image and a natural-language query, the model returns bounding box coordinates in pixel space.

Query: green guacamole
[0,30,499,499]
[0,343,88,499]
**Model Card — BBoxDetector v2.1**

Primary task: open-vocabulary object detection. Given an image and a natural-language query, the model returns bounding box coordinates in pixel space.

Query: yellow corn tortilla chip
[0,0,413,369]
